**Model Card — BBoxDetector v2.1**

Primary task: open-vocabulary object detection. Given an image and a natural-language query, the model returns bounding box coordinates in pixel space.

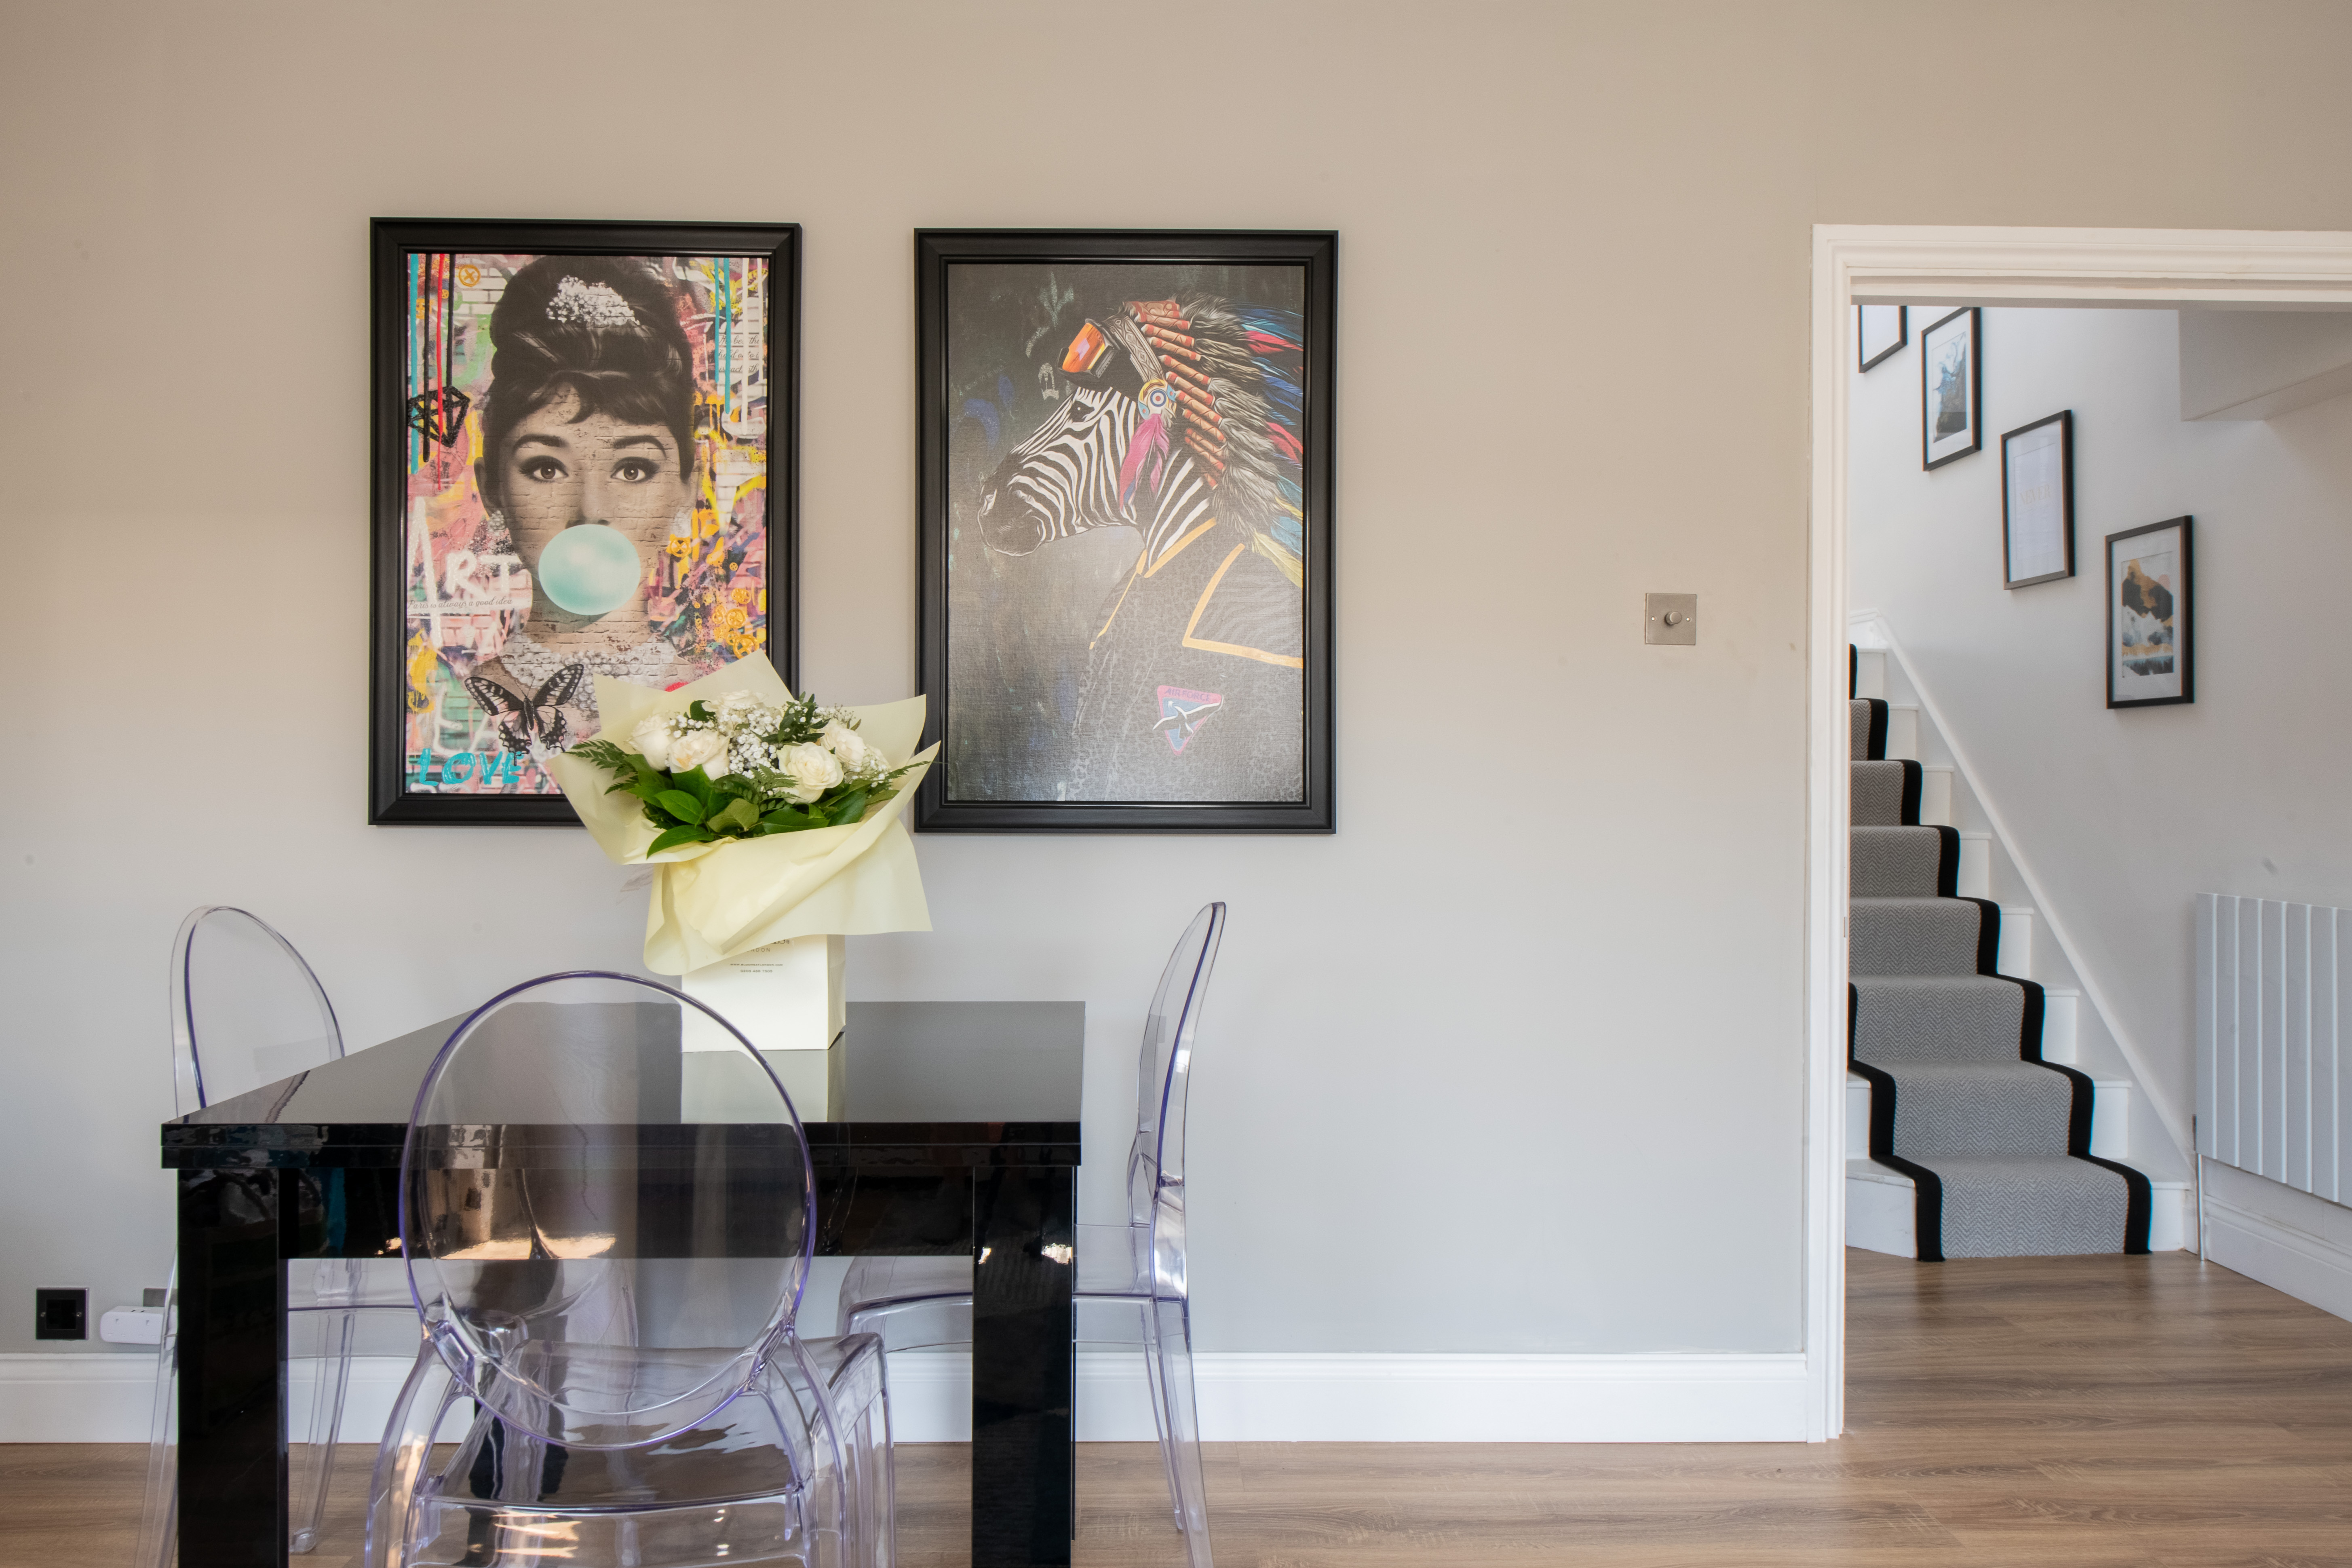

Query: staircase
[1846,635,2189,1257]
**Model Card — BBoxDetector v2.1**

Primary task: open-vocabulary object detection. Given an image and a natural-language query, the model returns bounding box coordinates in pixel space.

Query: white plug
[99,1305,166,1346]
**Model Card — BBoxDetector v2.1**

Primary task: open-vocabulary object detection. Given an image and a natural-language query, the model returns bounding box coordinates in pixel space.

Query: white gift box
[680,933,844,1053]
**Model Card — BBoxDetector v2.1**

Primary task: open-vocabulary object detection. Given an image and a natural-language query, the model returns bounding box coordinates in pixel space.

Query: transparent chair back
[1127,902,1221,1566]
[839,901,1225,1568]
[369,971,888,1568]
[139,906,355,1566]
[1129,901,1222,1236]
[169,905,345,1115]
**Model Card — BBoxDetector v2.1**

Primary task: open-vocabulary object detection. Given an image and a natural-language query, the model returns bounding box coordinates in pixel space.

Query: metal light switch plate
[1645,593,1698,646]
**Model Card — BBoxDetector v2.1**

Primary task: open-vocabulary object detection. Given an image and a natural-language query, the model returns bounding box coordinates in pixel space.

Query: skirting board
[2202,1164,2352,1325]
[0,1349,1811,1446]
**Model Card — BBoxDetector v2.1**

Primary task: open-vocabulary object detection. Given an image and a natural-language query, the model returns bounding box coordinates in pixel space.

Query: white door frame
[1804,224,2352,1439]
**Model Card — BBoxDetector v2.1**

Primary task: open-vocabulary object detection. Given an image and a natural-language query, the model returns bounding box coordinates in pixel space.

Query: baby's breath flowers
[570,690,910,855]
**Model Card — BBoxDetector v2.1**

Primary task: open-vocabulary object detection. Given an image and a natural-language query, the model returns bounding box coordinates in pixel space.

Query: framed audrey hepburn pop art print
[913,230,1336,833]
[369,219,799,825]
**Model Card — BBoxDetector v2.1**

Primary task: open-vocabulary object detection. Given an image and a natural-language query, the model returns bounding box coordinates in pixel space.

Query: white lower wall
[0,1349,1812,1446]
[2202,1159,2352,1323]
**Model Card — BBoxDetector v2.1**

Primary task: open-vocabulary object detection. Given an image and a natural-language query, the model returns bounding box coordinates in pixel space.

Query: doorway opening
[1804,225,2352,1437]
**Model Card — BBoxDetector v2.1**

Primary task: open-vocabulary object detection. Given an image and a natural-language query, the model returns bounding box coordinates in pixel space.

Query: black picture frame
[913,229,1337,833]
[1921,306,1981,471]
[369,218,800,826]
[2106,515,2194,709]
[1858,304,1907,372]
[2001,410,2075,589]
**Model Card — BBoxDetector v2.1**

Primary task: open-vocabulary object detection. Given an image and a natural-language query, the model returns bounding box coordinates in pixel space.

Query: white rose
[818,721,871,770]
[668,728,732,779]
[713,689,764,723]
[630,715,677,770]
[778,741,844,803]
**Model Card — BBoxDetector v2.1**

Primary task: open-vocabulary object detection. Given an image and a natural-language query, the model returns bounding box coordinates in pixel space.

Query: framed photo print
[1921,306,1981,470]
[914,230,1336,833]
[2001,410,2074,588]
[1858,304,1906,371]
[369,219,799,826]
[2107,516,2193,709]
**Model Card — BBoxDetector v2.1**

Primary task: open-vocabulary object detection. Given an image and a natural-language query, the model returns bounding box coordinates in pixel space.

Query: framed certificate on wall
[2001,410,2074,589]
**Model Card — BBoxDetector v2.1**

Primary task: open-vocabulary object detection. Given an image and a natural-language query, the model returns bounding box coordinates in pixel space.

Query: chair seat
[422,1333,882,1505]
[388,1334,886,1567]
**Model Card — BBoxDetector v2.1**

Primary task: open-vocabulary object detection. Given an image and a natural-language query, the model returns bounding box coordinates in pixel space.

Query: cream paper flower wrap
[546,658,938,975]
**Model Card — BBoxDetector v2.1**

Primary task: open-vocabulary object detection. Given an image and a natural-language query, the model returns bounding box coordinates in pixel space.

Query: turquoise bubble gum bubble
[536,524,644,616]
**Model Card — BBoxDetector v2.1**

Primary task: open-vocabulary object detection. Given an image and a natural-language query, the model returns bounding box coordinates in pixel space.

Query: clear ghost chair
[365,971,893,1568]
[838,902,1224,1568]
[138,906,412,1566]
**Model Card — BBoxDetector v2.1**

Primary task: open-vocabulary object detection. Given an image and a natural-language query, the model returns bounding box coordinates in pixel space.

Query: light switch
[1645,592,1698,646]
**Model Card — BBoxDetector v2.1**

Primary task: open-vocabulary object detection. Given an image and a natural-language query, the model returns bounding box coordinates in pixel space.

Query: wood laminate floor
[11,1249,2351,1566]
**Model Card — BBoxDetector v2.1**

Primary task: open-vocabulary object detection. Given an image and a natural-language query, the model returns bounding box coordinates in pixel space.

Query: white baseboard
[0,1349,1812,1446]
[2202,1165,2352,1324]
[0,1352,160,1443]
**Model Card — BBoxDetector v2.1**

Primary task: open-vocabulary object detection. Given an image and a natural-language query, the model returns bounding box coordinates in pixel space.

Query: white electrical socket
[99,1304,165,1346]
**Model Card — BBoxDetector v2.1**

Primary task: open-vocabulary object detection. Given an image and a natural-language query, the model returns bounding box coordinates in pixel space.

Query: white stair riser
[1853,649,1887,701]
[1957,833,1991,899]
[2042,989,2080,1066]
[1997,908,2035,979]
[1919,765,1953,828]
[1886,705,1919,762]
[1847,1162,1915,1256]
[2093,1080,2128,1159]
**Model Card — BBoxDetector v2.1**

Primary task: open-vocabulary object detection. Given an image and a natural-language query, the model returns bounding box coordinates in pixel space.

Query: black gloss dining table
[162,998,1084,1568]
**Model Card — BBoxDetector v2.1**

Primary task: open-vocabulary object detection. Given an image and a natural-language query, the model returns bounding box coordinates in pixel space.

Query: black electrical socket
[36,1288,86,1340]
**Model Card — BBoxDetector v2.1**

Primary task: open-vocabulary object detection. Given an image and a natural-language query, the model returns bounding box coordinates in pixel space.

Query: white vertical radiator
[2196,894,2352,1200]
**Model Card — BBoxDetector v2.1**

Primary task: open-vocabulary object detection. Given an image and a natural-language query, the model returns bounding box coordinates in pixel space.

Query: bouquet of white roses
[547,658,938,975]
[571,688,912,856]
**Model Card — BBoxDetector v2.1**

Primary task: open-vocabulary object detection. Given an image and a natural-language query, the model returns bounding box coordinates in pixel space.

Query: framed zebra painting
[913,230,1337,833]
[367,219,799,826]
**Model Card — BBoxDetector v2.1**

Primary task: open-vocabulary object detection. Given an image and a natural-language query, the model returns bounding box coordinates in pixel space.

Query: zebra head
[975,382,1144,557]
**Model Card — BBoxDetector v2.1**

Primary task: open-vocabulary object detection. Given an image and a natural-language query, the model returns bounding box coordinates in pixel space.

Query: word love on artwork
[409,749,529,788]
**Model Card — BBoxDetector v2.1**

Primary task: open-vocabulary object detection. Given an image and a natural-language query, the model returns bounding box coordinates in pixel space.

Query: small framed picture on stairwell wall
[2106,516,2193,709]
[1921,307,1981,470]
[2001,410,2074,588]
[912,230,1337,832]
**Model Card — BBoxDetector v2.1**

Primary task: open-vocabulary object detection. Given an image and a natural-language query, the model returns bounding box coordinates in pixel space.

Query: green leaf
[709,796,761,834]
[673,766,718,806]
[755,806,820,834]
[654,789,706,824]
[826,787,869,825]
[646,822,719,856]
[687,699,714,723]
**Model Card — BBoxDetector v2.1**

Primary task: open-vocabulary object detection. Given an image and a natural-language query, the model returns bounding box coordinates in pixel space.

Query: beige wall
[6,1,2352,1360]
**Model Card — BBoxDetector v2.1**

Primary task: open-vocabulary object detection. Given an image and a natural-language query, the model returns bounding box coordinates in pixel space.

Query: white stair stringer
[1848,622,2193,1251]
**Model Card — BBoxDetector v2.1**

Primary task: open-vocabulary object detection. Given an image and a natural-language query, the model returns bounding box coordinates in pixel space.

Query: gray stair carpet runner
[1848,659,2150,1260]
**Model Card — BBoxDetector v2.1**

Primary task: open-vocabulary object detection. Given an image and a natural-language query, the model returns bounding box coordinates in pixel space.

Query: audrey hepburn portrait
[371,224,796,823]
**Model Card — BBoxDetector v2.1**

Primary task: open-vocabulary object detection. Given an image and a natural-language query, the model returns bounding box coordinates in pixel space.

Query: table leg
[176,1167,289,1568]
[971,1163,1077,1568]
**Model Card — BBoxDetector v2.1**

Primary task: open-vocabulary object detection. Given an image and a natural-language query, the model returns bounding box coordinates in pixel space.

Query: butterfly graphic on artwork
[465,664,586,755]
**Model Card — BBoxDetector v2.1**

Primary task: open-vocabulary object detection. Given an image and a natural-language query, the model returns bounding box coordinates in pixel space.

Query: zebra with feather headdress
[978,294,1306,802]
